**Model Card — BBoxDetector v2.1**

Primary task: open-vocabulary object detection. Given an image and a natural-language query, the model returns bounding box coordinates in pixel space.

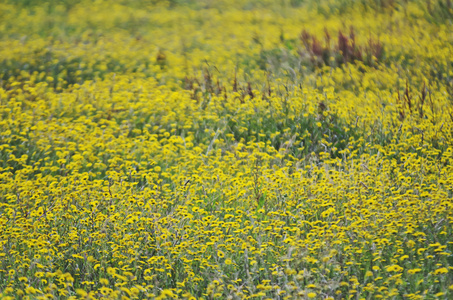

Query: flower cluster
[1,0,452,299]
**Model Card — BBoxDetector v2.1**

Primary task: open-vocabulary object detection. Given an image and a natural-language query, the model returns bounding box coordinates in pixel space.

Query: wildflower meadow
[0,0,452,299]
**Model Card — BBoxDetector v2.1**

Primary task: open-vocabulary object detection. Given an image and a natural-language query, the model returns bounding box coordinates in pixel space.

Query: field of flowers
[1,0,452,299]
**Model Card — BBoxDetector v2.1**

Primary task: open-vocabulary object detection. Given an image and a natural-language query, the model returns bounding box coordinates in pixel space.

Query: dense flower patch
[0,0,452,299]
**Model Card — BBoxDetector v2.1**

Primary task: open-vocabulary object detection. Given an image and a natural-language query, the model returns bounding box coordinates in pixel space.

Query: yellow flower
[433,267,448,275]
[386,265,403,272]
[76,289,87,297]
[99,287,111,296]
[434,292,444,297]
